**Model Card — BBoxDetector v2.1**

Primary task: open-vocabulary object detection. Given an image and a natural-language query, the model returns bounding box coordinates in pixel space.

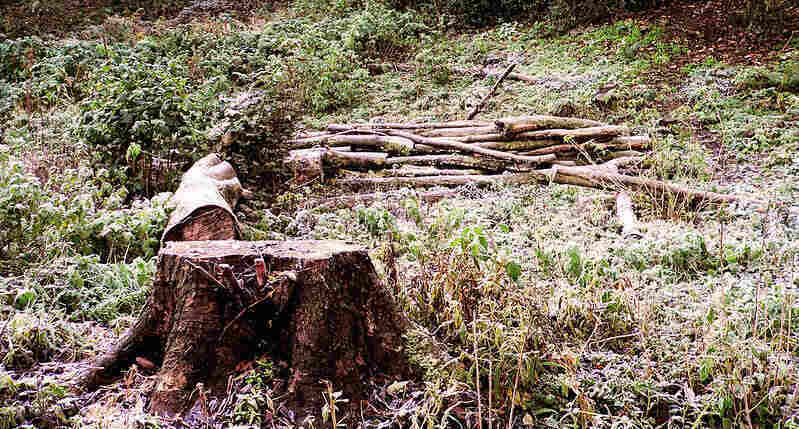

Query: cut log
[161,153,250,243]
[79,240,408,418]
[385,130,556,165]
[494,115,605,134]
[289,134,417,153]
[616,192,642,239]
[513,125,630,140]
[386,154,509,171]
[419,126,499,137]
[287,148,326,183]
[519,141,648,156]
[327,120,491,132]
[387,165,484,176]
[309,189,457,210]
[472,139,562,151]
[324,149,389,170]
[337,164,754,208]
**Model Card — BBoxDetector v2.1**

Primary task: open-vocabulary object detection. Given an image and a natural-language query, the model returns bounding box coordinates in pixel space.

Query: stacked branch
[287,115,758,209]
[287,115,646,179]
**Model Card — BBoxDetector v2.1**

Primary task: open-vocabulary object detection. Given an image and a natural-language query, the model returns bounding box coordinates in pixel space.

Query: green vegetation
[0,0,798,427]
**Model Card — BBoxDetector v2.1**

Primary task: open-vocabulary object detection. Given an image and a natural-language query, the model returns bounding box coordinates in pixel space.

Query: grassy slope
[1,2,799,428]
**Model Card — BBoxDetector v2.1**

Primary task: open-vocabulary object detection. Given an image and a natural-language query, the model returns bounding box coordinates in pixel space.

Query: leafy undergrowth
[0,0,798,428]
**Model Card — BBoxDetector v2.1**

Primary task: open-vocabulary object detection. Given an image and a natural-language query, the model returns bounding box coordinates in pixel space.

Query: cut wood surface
[161,153,250,243]
[616,192,642,238]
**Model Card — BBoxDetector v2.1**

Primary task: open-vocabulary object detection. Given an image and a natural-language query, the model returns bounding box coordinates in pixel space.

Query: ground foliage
[0,0,798,428]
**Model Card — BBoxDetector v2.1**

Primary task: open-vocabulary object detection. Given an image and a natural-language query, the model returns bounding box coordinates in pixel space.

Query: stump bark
[80,240,408,417]
[78,154,409,418]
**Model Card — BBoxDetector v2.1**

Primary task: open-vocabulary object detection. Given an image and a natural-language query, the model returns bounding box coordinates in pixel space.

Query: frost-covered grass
[0,2,798,428]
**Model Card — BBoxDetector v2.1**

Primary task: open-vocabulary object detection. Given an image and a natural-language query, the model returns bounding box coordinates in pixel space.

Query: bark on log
[419,126,499,137]
[616,192,642,239]
[387,165,484,176]
[80,240,408,418]
[309,190,457,210]
[337,164,752,208]
[327,121,491,132]
[513,125,630,140]
[289,134,417,153]
[494,115,605,134]
[386,154,509,171]
[385,130,556,165]
[161,153,250,243]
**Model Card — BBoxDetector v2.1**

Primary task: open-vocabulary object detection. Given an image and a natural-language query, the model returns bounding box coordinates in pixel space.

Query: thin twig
[468,63,517,120]
[473,315,483,429]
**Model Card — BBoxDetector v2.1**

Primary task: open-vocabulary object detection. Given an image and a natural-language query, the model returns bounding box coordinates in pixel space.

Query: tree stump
[80,240,408,417]
[78,154,408,418]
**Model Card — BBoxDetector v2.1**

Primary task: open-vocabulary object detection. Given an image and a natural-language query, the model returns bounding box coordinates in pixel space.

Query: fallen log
[385,130,556,165]
[337,163,751,207]
[514,125,630,140]
[289,134,418,153]
[327,120,491,132]
[388,165,485,176]
[309,189,458,210]
[161,153,251,243]
[385,154,509,171]
[494,115,605,134]
[419,126,499,137]
[519,141,648,156]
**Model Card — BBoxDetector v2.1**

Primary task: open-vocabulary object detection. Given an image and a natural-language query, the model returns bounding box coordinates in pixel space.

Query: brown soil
[629,0,799,67]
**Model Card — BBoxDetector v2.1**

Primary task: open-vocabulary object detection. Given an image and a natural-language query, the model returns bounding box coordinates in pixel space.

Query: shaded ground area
[627,0,799,67]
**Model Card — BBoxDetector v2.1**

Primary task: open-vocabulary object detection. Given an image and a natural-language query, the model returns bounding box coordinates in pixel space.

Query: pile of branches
[286,115,747,209]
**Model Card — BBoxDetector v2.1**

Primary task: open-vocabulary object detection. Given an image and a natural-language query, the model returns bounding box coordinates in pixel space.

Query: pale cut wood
[472,139,562,150]
[495,115,605,134]
[419,126,499,137]
[385,154,508,171]
[324,149,388,169]
[519,140,648,156]
[616,192,642,239]
[289,134,416,153]
[388,165,484,176]
[338,162,752,208]
[514,125,630,140]
[309,190,457,210]
[327,120,491,132]
[161,153,250,243]
[386,130,556,165]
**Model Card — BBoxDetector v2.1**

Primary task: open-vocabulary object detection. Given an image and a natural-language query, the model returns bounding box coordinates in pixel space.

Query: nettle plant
[0,146,170,273]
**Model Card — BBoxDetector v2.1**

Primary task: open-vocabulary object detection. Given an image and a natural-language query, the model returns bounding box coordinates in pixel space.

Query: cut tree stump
[78,154,409,419]
[79,240,408,417]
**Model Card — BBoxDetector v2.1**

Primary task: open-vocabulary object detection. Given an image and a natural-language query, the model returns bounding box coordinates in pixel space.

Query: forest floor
[1,0,799,428]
